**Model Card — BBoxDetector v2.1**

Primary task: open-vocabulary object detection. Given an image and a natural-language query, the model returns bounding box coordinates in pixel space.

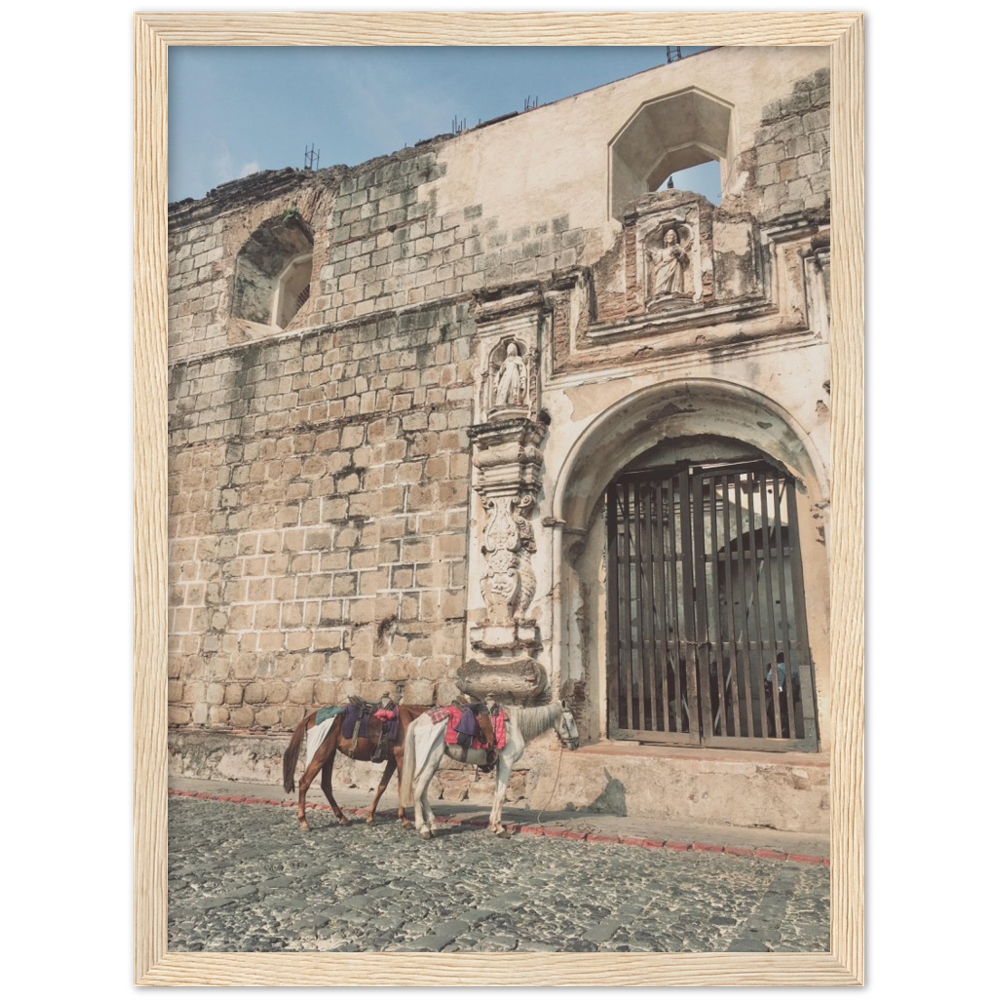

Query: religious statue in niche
[646,226,692,300]
[480,494,537,626]
[491,341,528,410]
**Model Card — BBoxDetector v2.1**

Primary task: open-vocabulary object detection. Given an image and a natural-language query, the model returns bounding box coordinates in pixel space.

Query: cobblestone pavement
[168,796,830,953]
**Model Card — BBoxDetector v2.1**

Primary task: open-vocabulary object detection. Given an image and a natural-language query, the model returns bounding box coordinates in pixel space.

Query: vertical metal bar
[678,467,700,740]
[654,478,671,732]
[621,479,635,732]
[606,484,621,735]
[665,474,685,734]
[642,480,659,731]
[747,472,770,738]
[708,472,728,736]
[633,480,647,733]
[732,471,758,736]
[720,475,743,737]
[772,471,793,736]
[758,471,784,740]
[784,478,818,746]
[691,471,715,742]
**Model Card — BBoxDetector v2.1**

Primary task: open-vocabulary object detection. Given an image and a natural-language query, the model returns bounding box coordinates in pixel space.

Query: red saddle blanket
[426,705,507,750]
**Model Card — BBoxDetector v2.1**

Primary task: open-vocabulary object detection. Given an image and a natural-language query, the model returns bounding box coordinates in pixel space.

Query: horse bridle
[556,711,580,750]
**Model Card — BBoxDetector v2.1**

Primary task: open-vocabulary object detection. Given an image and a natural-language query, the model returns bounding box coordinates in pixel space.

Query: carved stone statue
[492,343,527,409]
[649,228,689,298]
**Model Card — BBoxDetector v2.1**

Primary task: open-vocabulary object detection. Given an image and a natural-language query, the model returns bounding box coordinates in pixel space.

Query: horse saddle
[452,701,499,771]
[345,695,398,760]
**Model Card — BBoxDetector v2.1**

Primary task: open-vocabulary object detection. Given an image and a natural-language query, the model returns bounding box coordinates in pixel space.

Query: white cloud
[210,146,259,186]
[212,145,233,184]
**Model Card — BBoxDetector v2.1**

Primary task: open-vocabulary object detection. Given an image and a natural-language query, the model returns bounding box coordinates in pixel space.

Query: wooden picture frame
[135,11,863,986]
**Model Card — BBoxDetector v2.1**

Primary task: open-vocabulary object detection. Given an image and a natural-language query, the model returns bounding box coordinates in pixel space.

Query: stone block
[778,159,799,182]
[288,679,315,705]
[244,681,267,704]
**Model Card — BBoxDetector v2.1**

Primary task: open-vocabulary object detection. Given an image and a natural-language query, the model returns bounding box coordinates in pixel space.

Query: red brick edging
[168,789,829,865]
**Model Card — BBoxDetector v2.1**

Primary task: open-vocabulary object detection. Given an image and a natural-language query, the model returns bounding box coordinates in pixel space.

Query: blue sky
[168,46,717,204]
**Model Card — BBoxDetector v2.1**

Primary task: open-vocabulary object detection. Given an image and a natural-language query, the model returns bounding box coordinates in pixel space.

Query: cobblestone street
[168,795,830,954]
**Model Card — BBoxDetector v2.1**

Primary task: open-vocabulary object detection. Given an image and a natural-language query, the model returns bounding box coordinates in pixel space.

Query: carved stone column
[458,416,548,704]
[458,286,551,704]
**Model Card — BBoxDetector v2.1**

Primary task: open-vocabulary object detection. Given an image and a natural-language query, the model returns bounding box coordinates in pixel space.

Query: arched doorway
[552,380,829,753]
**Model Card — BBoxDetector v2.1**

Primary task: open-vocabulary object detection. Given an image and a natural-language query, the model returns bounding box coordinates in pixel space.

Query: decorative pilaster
[459,288,550,704]
[459,417,549,703]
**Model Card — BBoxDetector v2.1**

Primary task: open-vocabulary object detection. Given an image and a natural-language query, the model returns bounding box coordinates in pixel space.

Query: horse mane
[509,702,563,744]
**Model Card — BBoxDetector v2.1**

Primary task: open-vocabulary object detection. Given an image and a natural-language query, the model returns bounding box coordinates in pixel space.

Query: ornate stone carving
[480,494,536,627]
[464,293,549,703]
[469,417,545,495]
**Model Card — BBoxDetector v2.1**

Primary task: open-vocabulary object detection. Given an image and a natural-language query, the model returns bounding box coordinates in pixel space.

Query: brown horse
[282,704,431,830]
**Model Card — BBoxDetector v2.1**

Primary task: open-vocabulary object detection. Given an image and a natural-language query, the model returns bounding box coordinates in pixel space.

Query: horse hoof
[299,822,309,831]
[401,818,412,828]
[366,816,375,825]
[338,816,350,827]
[420,829,432,840]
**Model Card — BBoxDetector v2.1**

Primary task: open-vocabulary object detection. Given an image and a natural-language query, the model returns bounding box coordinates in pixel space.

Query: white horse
[400,701,579,839]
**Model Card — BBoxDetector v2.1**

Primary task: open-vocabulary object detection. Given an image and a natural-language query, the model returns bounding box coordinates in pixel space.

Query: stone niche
[627,193,715,315]
[614,190,763,320]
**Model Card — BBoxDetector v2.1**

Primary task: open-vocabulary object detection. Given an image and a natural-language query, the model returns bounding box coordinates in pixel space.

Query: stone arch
[232,213,315,329]
[609,88,733,222]
[553,379,828,538]
[551,379,830,748]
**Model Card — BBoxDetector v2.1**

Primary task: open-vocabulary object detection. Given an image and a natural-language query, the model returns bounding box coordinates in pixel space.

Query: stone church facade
[167,46,832,833]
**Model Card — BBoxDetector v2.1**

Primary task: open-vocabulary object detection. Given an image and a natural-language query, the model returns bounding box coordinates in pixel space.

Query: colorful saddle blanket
[426,704,507,750]
[316,704,346,725]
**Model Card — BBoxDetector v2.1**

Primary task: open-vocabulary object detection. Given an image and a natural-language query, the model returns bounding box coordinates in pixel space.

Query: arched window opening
[609,88,732,221]
[232,213,314,329]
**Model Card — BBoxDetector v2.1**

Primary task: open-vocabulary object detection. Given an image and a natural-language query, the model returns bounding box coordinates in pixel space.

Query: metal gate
[606,461,818,751]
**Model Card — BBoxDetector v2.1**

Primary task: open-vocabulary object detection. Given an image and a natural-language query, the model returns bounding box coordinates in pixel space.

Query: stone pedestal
[456,657,548,706]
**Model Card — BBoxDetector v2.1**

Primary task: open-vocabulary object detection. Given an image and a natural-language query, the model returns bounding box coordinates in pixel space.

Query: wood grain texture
[138,11,863,46]
[139,952,860,988]
[134,11,864,986]
[134,12,169,986]
[829,13,865,988]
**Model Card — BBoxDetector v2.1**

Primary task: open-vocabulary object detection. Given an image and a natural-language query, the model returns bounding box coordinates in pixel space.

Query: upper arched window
[609,88,732,221]
[232,213,314,329]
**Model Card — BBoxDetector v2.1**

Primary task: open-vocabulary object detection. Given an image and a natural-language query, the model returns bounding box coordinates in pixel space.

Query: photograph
[135,11,864,987]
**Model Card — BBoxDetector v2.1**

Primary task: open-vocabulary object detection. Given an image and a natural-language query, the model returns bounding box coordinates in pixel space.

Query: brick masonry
[752,68,831,220]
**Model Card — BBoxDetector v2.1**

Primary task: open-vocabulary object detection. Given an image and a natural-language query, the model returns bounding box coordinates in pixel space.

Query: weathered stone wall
[167,47,834,832]
[168,301,478,728]
[167,150,589,366]
[751,67,831,221]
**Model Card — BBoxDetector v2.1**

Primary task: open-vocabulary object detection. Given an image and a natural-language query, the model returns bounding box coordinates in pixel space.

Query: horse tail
[282,714,311,793]
[400,718,418,807]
